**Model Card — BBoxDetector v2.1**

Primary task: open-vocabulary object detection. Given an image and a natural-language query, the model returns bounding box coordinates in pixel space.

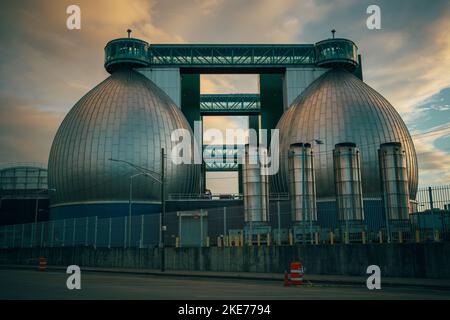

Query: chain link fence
[1,185,449,248]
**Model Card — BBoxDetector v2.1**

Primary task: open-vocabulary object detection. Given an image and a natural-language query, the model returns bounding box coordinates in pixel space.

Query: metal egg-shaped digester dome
[48,35,200,218]
[272,68,418,200]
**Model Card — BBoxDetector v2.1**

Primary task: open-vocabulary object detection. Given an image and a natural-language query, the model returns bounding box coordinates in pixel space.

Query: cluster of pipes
[243,142,411,226]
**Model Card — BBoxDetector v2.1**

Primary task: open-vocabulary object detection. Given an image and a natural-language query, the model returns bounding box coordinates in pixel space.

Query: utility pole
[160,148,166,272]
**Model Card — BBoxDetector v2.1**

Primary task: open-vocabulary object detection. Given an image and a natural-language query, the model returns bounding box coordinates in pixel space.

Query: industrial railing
[1,185,449,248]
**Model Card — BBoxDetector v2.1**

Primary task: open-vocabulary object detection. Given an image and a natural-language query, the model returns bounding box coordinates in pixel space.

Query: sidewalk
[1,264,449,290]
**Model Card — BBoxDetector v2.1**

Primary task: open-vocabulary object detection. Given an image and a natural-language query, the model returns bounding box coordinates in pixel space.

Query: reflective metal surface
[379,142,410,220]
[288,143,317,222]
[333,143,364,221]
[0,166,47,193]
[104,38,150,73]
[272,69,418,200]
[314,38,358,70]
[243,145,269,222]
[48,69,200,208]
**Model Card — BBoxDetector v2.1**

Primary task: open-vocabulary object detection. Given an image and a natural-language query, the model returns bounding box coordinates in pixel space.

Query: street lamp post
[109,150,166,271]
[304,139,323,244]
[128,172,150,247]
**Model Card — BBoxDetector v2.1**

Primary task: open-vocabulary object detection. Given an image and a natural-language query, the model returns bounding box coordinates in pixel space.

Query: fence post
[30,223,34,248]
[329,231,334,245]
[140,214,144,249]
[51,221,55,247]
[39,223,44,247]
[223,207,227,239]
[398,231,403,244]
[72,218,76,247]
[415,230,420,243]
[85,217,89,246]
[108,217,112,249]
[429,186,437,233]
[378,230,383,244]
[178,214,182,248]
[62,219,66,247]
[200,209,204,247]
[12,225,16,248]
[94,216,98,249]
[124,216,127,249]
[21,224,24,248]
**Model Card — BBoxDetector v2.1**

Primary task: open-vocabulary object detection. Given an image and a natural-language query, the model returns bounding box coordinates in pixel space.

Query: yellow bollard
[175,237,180,248]
[362,231,366,244]
[257,234,261,247]
[206,236,210,248]
[314,232,319,245]
[288,231,293,246]
[378,231,383,244]
[267,233,271,247]
[398,231,403,244]
[330,231,334,245]
[415,230,420,243]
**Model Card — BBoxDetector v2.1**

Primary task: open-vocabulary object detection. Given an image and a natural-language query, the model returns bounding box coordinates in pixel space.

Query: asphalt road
[0,269,449,300]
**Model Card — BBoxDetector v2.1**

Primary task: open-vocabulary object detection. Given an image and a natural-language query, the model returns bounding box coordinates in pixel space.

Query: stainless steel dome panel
[48,69,200,207]
[272,69,418,200]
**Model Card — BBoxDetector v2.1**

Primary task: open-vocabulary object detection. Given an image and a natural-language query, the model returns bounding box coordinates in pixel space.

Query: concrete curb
[1,264,450,290]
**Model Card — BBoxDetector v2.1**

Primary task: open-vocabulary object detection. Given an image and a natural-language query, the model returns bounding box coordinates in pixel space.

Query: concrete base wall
[1,244,450,279]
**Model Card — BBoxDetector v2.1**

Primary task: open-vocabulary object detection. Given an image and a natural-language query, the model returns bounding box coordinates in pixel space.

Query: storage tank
[48,35,200,219]
[378,142,410,220]
[243,144,269,223]
[288,143,317,223]
[333,143,364,221]
[272,68,418,203]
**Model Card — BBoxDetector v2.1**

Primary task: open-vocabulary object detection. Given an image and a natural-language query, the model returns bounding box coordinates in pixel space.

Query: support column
[259,73,284,145]
[181,73,203,192]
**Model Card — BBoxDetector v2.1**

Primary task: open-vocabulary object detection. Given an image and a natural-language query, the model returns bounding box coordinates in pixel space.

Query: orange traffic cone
[283,270,290,286]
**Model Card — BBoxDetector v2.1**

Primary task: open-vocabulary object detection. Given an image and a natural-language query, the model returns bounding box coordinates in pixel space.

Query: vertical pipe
[243,144,269,223]
[379,142,410,243]
[333,143,364,225]
[161,148,166,272]
[289,143,317,225]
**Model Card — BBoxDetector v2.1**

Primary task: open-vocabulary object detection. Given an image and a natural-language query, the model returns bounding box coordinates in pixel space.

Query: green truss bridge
[200,94,260,115]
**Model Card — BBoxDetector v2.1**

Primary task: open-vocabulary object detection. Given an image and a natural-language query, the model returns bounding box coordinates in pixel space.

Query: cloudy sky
[0,0,449,190]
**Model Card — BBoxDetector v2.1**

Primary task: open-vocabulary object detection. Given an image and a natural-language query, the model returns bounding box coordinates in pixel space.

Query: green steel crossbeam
[203,144,244,171]
[200,94,260,115]
[148,44,316,67]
